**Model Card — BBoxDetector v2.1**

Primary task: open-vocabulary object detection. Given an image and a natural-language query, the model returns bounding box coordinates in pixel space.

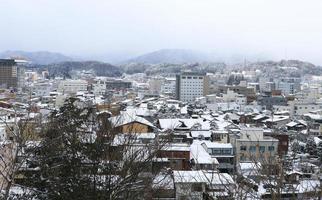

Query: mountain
[46,61,123,78]
[0,50,73,64]
[125,49,213,64]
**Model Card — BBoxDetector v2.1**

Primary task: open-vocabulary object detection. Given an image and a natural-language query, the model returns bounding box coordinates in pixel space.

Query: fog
[2,0,322,64]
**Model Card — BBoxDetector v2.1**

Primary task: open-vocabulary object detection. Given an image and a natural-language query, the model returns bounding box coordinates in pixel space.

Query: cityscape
[2,0,322,199]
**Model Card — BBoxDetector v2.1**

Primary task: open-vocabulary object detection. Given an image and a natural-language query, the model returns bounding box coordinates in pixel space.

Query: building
[109,113,155,134]
[0,59,26,89]
[57,80,88,94]
[158,143,191,170]
[161,77,176,96]
[106,80,132,90]
[148,77,163,94]
[176,72,209,102]
[173,170,235,199]
[231,128,279,163]
[92,80,106,96]
[218,85,256,103]
[200,140,234,173]
[257,94,287,110]
[276,77,301,95]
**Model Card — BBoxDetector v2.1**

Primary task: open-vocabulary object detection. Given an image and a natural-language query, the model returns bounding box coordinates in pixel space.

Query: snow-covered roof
[191,130,212,138]
[263,115,289,123]
[238,162,261,177]
[253,114,267,121]
[161,143,190,152]
[109,112,154,128]
[303,113,322,120]
[200,140,233,149]
[173,170,234,185]
[153,173,174,190]
[190,141,219,164]
[314,137,322,145]
[286,121,299,127]
[159,118,210,130]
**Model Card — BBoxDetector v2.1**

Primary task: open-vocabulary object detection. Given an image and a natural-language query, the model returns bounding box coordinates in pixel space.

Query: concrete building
[0,59,26,89]
[148,77,163,94]
[161,77,176,96]
[57,79,88,94]
[176,72,209,102]
[231,128,279,163]
[106,80,132,90]
[276,77,301,95]
[92,80,106,96]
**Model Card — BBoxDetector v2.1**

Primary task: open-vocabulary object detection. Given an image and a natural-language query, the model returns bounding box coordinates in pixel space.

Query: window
[259,146,265,153]
[268,146,275,151]
[240,146,247,151]
[187,76,192,79]
[192,183,203,192]
[182,76,186,79]
[193,77,197,79]
[249,146,256,152]
[222,149,232,155]
[212,149,221,155]
[199,77,203,79]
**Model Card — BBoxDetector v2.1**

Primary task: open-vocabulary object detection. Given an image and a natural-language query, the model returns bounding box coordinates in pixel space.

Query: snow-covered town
[1,58,322,199]
[3,1,322,199]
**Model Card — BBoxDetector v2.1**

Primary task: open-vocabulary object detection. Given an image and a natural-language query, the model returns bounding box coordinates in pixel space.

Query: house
[109,112,155,133]
[173,170,235,200]
[262,115,290,128]
[286,120,307,131]
[190,141,219,170]
[158,143,191,170]
[158,118,210,131]
[190,130,212,140]
[199,140,234,173]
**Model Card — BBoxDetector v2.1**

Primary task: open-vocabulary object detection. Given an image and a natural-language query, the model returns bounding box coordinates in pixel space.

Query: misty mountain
[124,49,214,64]
[0,50,73,65]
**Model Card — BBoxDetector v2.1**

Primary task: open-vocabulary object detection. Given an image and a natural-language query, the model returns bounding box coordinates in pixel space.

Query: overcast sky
[2,0,322,64]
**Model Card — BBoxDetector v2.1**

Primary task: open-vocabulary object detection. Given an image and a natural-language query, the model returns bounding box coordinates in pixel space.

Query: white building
[148,78,163,94]
[31,81,53,96]
[57,80,88,94]
[92,80,106,96]
[176,72,209,102]
[161,77,176,95]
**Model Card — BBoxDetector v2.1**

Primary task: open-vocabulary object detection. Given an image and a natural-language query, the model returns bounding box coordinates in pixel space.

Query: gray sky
[2,0,322,64]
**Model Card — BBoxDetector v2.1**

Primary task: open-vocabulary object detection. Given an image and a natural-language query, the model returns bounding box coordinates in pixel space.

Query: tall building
[0,59,26,89]
[176,72,209,102]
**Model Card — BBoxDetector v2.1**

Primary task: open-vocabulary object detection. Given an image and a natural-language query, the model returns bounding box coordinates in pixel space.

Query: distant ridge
[124,49,212,64]
[0,50,73,65]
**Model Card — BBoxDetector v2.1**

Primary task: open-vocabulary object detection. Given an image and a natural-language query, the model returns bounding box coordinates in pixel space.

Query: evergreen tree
[305,137,317,156]
[19,98,167,200]
[317,141,322,162]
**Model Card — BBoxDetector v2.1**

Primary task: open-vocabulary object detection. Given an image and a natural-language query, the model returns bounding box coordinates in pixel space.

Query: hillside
[45,61,123,78]
[125,49,212,64]
[0,50,73,64]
